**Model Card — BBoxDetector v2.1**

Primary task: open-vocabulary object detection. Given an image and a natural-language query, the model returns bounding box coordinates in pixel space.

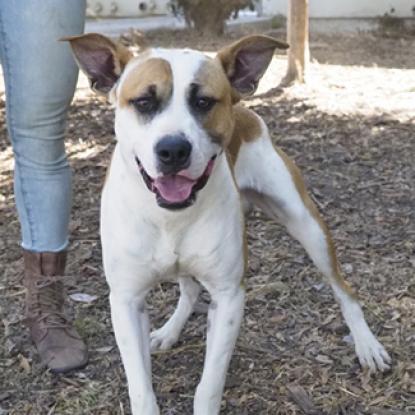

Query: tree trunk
[191,7,226,36]
[281,0,309,85]
[176,0,250,36]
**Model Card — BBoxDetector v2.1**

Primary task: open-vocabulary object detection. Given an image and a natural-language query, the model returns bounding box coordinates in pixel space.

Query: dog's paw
[354,332,391,372]
[150,325,180,352]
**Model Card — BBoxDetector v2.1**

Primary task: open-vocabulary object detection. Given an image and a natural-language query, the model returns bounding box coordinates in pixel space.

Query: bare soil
[1,24,414,414]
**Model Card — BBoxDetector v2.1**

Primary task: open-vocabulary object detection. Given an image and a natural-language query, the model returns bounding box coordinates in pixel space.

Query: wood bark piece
[287,384,323,414]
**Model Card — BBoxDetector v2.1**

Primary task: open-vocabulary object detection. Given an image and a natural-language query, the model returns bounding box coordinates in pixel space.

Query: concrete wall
[262,0,415,18]
[87,0,415,18]
[87,0,170,17]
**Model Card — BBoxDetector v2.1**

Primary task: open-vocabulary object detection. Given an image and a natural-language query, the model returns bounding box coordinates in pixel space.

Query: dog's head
[65,33,287,210]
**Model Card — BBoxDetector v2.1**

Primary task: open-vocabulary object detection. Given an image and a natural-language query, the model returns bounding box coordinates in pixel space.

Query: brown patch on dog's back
[193,59,235,147]
[119,57,173,107]
[227,106,262,166]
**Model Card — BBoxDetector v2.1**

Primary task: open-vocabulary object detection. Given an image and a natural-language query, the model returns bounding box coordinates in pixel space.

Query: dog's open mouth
[135,156,216,210]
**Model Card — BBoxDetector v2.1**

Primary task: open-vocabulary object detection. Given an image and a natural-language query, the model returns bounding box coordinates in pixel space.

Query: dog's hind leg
[151,277,201,351]
[234,124,391,372]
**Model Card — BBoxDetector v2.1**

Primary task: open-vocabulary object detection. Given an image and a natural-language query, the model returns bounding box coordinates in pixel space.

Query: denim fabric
[0,0,86,252]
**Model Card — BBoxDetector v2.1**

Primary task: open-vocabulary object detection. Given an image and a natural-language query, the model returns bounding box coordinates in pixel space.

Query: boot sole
[48,355,89,374]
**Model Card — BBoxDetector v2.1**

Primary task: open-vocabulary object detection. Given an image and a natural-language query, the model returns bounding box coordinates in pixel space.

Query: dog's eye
[193,96,216,112]
[130,96,158,114]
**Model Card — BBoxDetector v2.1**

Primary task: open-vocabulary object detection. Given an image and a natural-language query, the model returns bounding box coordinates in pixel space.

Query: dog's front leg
[194,283,245,415]
[110,290,159,415]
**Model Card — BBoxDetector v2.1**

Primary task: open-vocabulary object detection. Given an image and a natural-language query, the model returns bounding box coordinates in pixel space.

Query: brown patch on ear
[193,59,235,147]
[62,33,133,94]
[217,35,288,99]
[118,57,173,107]
[227,105,262,166]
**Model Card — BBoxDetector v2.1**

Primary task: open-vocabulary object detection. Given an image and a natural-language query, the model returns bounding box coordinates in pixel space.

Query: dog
[65,33,391,414]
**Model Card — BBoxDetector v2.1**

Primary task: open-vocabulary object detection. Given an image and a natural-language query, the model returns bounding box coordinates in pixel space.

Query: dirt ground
[1,23,414,415]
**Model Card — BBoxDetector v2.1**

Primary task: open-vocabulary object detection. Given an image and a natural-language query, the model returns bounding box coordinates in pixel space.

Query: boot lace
[30,278,70,329]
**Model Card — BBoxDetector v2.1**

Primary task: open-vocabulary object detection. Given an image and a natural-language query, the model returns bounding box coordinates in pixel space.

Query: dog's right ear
[62,33,133,94]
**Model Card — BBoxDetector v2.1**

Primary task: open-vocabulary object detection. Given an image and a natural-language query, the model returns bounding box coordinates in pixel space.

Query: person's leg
[0,0,86,251]
[0,0,87,372]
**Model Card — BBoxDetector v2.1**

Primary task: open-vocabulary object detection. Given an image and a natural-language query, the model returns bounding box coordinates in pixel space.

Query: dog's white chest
[149,230,182,279]
[100,146,243,287]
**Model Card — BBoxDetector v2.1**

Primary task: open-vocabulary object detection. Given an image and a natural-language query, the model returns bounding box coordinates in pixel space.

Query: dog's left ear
[217,35,288,99]
[62,33,133,94]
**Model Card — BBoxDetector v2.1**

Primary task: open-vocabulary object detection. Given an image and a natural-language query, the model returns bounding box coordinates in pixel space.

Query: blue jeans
[0,1,86,252]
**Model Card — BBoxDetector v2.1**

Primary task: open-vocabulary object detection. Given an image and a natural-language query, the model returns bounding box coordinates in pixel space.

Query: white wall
[262,0,415,18]
[87,0,415,18]
[87,0,170,17]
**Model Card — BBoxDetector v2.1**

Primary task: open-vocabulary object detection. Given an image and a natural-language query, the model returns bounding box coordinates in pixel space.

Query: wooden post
[281,0,310,85]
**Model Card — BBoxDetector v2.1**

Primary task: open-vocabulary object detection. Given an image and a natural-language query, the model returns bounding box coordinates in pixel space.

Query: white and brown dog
[66,33,390,414]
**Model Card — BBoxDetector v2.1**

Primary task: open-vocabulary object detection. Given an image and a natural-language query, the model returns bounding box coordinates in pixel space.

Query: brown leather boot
[22,249,88,373]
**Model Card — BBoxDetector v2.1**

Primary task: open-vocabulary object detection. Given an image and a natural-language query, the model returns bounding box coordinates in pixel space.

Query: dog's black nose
[155,135,192,173]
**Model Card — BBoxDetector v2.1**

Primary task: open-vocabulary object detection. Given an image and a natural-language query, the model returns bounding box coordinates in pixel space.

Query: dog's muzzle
[135,156,216,210]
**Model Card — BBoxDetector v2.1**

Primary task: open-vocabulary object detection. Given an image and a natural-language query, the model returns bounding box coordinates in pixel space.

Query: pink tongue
[154,175,196,203]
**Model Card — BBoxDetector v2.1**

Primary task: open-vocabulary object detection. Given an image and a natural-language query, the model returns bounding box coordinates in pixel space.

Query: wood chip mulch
[0,26,414,414]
